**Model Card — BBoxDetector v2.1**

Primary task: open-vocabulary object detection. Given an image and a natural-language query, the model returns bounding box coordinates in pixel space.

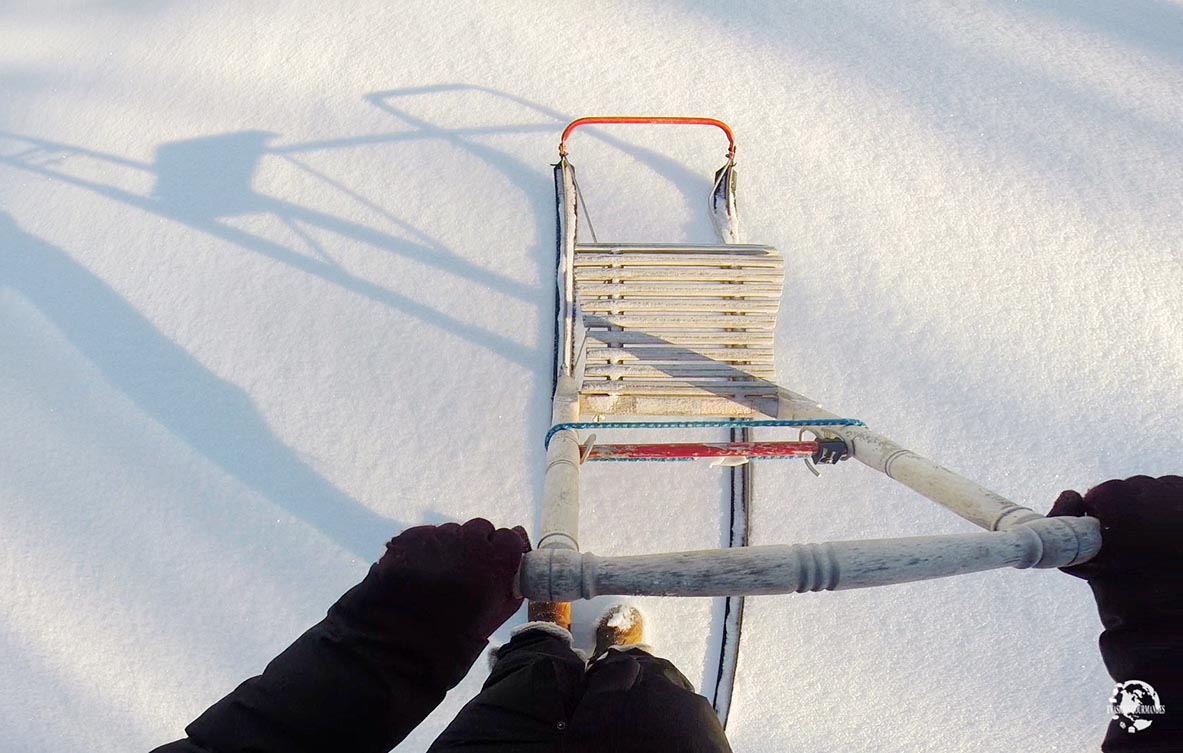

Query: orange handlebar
[559,117,736,159]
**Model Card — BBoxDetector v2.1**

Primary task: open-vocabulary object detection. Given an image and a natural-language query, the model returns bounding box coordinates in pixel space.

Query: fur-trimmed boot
[526,600,571,631]
[593,604,646,658]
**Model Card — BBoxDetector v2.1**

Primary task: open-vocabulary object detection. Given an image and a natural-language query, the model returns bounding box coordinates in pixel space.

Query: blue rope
[544,418,866,449]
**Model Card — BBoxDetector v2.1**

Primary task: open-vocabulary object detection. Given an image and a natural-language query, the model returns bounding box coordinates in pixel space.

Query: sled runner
[522,117,1102,722]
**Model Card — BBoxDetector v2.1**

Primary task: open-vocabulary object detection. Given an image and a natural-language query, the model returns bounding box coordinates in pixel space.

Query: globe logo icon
[1110,681,1166,734]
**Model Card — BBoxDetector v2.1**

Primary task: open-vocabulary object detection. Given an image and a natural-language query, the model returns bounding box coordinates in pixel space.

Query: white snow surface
[2,2,1181,751]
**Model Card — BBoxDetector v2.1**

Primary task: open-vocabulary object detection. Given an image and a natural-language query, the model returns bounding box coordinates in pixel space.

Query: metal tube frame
[527,117,1102,600]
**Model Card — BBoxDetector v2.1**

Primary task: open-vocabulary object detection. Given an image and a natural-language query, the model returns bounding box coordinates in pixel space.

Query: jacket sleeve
[1090,575,1183,751]
[150,566,487,753]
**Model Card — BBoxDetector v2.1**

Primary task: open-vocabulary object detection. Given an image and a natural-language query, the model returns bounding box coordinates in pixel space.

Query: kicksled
[517,117,1101,723]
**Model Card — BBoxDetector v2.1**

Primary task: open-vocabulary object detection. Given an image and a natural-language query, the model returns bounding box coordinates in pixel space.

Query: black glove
[372,518,531,639]
[176,520,532,753]
[1050,475,1183,580]
[1049,476,1182,750]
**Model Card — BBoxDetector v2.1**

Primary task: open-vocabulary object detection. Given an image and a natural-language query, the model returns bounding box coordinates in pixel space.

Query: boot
[527,600,571,631]
[593,604,645,658]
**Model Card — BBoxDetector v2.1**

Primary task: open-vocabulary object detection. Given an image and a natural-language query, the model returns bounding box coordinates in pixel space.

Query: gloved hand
[1049,476,1182,749]
[335,518,531,642]
[374,518,531,639]
[1049,475,1183,579]
[182,520,532,753]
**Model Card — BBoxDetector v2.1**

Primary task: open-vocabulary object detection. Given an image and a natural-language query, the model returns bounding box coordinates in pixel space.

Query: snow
[2,1,1181,751]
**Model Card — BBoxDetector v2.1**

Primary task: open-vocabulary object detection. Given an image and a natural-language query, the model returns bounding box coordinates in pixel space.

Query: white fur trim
[511,621,575,643]
[608,643,654,655]
[488,622,588,668]
[486,643,501,670]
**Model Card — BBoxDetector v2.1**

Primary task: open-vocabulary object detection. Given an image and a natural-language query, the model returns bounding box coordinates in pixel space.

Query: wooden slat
[577,282,782,298]
[584,313,777,330]
[583,375,776,385]
[575,267,784,282]
[574,253,782,268]
[579,298,780,314]
[585,347,774,364]
[581,393,779,418]
[580,381,777,397]
[585,331,774,347]
[584,364,776,380]
[575,243,777,254]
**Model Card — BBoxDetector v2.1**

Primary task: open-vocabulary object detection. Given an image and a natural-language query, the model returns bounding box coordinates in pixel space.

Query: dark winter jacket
[151,561,730,753]
[1084,574,1182,751]
[151,571,1181,753]
[1051,477,1183,751]
[152,570,487,753]
[430,624,731,753]
[153,533,1182,752]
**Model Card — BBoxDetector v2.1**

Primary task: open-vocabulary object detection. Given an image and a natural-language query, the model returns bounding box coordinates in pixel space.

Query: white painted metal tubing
[554,159,578,379]
[538,375,581,552]
[518,515,1101,601]
[776,387,1043,531]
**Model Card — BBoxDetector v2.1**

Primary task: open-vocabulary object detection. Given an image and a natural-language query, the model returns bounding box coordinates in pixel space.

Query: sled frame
[523,116,1100,602]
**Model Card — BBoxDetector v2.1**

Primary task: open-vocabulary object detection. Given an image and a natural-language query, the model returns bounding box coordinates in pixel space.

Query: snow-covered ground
[2,2,1181,751]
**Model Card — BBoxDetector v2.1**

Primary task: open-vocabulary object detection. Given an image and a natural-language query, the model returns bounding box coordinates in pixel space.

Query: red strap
[587,441,817,461]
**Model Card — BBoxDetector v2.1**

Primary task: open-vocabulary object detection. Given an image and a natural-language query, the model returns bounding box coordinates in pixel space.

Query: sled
[521,117,1101,719]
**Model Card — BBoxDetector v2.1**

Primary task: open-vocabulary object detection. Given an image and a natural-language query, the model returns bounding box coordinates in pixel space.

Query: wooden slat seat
[573,242,784,418]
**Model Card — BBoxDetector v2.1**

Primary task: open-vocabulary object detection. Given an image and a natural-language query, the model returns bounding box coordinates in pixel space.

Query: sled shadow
[1,87,765,700]
[0,211,403,557]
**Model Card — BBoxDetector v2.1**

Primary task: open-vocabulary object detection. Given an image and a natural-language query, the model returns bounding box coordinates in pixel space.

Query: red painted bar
[586,441,818,461]
[559,116,737,158]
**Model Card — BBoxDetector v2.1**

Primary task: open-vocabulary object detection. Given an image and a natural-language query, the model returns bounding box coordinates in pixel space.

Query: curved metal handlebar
[559,116,737,159]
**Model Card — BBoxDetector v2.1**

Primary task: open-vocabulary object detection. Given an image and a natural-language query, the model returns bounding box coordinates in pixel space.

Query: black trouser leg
[565,648,734,753]
[427,627,585,752]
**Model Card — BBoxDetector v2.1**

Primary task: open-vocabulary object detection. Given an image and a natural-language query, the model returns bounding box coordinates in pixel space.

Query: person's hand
[1049,479,1183,747]
[335,518,531,642]
[1048,475,1183,580]
[179,521,531,752]
[374,519,531,639]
